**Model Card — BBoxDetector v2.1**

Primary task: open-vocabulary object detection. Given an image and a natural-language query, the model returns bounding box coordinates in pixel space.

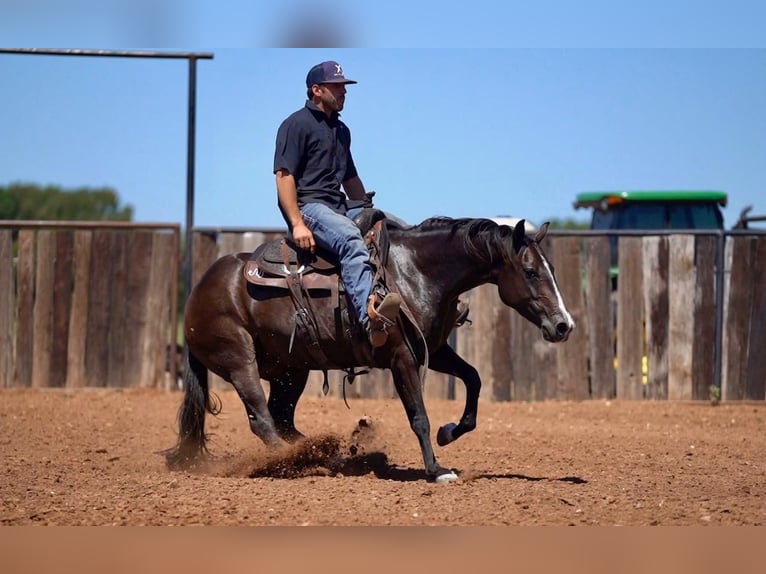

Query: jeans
[300,202,372,326]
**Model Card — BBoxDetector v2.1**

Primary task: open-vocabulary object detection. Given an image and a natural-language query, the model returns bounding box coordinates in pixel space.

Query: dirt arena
[1,387,764,525]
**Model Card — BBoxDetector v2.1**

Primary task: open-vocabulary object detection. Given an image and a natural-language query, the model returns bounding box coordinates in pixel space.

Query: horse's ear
[512,219,527,253]
[534,222,550,243]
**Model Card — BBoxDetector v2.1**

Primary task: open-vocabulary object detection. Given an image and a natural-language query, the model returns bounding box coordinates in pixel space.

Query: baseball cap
[305,61,357,87]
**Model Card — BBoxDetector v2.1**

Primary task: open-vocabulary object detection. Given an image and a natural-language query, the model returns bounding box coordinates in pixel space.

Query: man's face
[316,82,347,113]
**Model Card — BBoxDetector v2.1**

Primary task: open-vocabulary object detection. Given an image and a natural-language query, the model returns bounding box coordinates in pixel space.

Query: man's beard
[323,93,344,112]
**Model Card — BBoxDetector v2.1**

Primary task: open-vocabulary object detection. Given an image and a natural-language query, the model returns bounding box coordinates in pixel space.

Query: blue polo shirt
[274,101,358,214]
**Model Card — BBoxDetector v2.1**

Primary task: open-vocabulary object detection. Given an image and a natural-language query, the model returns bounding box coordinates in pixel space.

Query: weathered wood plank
[358,368,397,400]
[141,233,176,388]
[50,230,73,388]
[692,236,716,400]
[219,232,244,258]
[458,284,511,402]
[553,236,589,400]
[510,310,558,401]
[66,231,92,388]
[0,230,14,387]
[745,236,766,400]
[722,236,753,400]
[85,230,112,387]
[509,310,533,401]
[668,235,695,400]
[584,236,615,399]
[487,300,512,402]
[15,230,35,387]
[123,231,154,387]
[192,231,219,287]
[31,230,55,388]
[616,237,644,399]
[241,231,267,253]
[643,236,668,400]
[106,231,128,387]
[155,233,181,388]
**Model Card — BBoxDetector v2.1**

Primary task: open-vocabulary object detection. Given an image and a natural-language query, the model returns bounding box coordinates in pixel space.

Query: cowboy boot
[367,292,401,347]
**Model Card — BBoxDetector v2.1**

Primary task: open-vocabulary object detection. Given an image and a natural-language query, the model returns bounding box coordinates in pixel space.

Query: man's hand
[292,222,315,253]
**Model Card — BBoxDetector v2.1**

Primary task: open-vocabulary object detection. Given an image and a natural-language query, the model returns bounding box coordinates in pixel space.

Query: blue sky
[1,47,764,228]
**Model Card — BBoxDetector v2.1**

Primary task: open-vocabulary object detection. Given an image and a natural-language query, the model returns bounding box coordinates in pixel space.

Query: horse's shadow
[478,473,588,484]
[296,452,588,484]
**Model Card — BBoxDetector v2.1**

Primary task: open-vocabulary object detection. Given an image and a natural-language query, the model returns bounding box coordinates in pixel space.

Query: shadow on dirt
[475,473,588,484]
[238,435,423,481]
[209,418,591,484]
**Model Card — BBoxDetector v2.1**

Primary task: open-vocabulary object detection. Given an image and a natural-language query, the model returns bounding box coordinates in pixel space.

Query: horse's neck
[391,232,495,307]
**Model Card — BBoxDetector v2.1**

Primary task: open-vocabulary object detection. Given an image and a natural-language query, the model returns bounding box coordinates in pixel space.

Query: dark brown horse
[166,215,574,482]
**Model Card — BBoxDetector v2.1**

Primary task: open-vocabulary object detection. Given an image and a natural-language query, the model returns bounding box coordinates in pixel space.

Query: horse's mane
[402,216,519,264]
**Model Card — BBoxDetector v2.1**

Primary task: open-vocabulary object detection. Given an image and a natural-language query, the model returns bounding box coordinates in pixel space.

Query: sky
[1,6,765,231]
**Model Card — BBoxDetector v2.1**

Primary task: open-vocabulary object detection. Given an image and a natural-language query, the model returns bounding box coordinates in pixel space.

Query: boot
[366,292,401,347]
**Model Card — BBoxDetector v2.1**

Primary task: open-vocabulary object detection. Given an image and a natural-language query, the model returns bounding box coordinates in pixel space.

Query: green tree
[547,217,590,230]
[0,183,133,221]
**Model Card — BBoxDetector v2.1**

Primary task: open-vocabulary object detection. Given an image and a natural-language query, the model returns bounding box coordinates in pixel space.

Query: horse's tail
[165,345,221,470]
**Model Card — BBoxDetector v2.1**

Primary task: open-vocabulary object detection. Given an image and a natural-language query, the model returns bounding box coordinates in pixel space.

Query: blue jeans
[300,202,371,326]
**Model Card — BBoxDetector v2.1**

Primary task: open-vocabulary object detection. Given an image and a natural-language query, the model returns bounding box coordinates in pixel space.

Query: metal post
[184,56,198,306]
[713,230,726,396]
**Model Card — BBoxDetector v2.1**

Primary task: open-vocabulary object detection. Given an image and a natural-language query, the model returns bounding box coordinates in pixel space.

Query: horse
[165,214,574,482]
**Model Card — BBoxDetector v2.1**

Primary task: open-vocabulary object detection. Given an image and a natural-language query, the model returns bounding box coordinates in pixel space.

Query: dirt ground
[1,387,764,525]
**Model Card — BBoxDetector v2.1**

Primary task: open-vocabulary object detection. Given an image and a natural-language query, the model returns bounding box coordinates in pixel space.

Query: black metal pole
[184,56,198,307]
[0,48,213,60]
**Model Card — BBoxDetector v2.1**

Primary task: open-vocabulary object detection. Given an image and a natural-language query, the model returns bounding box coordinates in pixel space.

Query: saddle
[243,209,391,392]
[243,208,388,289]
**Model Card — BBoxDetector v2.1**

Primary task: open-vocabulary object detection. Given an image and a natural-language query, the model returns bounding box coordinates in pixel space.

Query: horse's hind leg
[267,369,309,443]
[228,359,285,449]
[428,345,481,446]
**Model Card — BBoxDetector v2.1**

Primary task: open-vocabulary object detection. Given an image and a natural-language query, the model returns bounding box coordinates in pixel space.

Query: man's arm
[276,169,315,252]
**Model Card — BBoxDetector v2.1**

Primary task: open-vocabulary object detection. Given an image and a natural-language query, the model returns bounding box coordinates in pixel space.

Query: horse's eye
[524,268,538,281]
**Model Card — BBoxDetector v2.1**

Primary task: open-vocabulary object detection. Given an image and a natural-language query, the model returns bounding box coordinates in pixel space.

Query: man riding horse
[273,60,401,347]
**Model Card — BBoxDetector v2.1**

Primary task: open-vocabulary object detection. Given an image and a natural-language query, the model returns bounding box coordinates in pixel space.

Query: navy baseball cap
[306,61,357,87]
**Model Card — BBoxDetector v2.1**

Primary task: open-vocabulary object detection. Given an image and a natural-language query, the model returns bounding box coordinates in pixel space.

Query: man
[273,60,400,348]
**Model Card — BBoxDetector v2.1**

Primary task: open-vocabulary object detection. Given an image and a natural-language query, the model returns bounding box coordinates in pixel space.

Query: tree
[0,183,133,221]
[547,217,590,230]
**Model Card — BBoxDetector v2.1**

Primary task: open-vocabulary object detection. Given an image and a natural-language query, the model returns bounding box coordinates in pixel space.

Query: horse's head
[495,220,575,342]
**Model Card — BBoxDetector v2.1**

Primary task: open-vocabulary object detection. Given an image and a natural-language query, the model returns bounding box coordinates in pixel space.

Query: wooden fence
[3,222,762,401]
[0,222,180,389]
[191,228,766,402]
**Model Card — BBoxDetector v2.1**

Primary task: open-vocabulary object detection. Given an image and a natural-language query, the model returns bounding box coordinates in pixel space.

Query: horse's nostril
[557,322,571,335]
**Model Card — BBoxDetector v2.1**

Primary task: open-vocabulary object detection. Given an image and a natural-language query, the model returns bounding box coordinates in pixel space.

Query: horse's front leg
[388,341,458,483]
[428,345,481,447]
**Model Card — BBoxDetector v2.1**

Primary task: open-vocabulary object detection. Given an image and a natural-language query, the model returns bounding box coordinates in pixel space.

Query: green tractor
[574,189,727,279]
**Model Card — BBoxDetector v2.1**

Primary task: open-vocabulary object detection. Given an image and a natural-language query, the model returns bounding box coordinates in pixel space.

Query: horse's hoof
[437,423,457,446]
[434,470,459,484]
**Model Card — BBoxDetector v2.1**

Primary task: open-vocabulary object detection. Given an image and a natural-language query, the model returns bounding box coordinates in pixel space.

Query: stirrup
[367,292,401,347]
[454,300,471,327]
